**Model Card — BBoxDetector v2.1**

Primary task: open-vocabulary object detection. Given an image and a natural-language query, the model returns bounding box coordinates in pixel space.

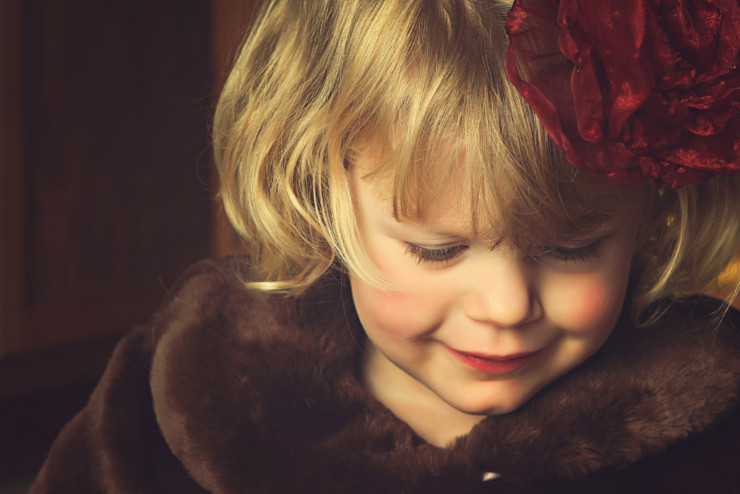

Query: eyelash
[538,239,604,263]
[404,239,604,265]
[404,243,468,265]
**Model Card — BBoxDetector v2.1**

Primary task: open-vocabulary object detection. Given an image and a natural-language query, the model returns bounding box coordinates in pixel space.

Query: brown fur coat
[31,258,740,493]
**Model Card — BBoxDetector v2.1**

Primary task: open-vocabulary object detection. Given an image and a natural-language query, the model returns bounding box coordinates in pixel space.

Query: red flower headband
[505,0,740,188]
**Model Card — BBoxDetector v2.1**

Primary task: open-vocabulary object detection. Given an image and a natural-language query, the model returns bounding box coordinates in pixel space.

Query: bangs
[354,0,640,250]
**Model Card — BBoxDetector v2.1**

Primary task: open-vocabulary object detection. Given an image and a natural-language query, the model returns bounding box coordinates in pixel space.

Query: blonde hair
[213,0,740,322]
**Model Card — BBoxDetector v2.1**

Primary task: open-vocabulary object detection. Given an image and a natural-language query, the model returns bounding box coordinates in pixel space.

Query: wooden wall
[0,0,259,484]
[0,0,212,400]
[0,0,257,397]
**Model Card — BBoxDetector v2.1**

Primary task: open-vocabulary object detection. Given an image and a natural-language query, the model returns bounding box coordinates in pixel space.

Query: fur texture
[31,258,740,493]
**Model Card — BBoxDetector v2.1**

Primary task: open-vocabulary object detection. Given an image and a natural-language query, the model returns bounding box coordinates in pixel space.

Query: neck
[362,343,486,448]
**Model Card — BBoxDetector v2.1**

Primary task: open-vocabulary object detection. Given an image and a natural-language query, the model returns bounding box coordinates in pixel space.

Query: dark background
[0,0,259,489]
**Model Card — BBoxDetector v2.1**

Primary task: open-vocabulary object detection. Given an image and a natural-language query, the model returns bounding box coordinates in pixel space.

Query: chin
[449,393,531,416]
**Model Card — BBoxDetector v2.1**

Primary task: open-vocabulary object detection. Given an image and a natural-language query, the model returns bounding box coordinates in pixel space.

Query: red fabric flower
[505,0,740,188]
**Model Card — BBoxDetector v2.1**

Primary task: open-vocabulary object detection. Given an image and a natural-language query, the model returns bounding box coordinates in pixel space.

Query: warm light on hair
[213,0,740,323]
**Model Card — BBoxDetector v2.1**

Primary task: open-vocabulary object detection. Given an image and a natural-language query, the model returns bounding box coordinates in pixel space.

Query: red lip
[447,347,539,375]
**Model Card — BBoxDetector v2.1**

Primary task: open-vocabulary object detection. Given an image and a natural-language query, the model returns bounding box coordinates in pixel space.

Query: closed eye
[404,243,468,265]
[541,239,603,262]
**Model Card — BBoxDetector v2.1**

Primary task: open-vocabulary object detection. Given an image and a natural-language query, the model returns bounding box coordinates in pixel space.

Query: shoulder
[593,296,740,455]
[148,257,345,403]
[148,257,362,491]
[149,256,306,428]
[603,300,740,491]
[33,258,359,493]
[614,296,740,392]
[151,257,296,341]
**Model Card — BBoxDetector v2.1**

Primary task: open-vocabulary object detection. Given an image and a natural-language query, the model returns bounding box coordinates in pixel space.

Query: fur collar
[149,259,740,492]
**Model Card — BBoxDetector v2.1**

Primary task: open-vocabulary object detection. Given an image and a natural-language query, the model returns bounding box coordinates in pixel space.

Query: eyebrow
[418,224,477,239]
[557,220,616,240]
[383,213,471,239]
[388,208,617,247]
[399,217,506,247]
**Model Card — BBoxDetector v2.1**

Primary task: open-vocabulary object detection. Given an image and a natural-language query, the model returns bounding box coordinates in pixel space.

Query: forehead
[352,143,496,231]
[349,141,638,247]
[359,175,495,242]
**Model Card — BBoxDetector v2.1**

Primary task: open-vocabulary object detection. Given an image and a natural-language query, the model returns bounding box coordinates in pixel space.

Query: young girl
[32,0,740,492]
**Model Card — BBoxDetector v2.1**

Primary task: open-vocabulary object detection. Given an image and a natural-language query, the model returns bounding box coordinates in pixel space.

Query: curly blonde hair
[213,0,740,321]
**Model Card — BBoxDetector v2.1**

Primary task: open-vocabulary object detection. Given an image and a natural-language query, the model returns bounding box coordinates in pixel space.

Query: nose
[462,255,541,328]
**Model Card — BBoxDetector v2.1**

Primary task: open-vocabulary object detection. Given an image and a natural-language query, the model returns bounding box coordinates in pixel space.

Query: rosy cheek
[351,277,437,338]
[543,276,624,333]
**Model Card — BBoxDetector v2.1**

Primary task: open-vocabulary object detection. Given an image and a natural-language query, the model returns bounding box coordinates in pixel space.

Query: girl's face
[349,161,641,427]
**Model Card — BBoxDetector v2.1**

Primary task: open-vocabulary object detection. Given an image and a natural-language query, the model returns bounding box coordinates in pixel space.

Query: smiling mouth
[446,347,540,375]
